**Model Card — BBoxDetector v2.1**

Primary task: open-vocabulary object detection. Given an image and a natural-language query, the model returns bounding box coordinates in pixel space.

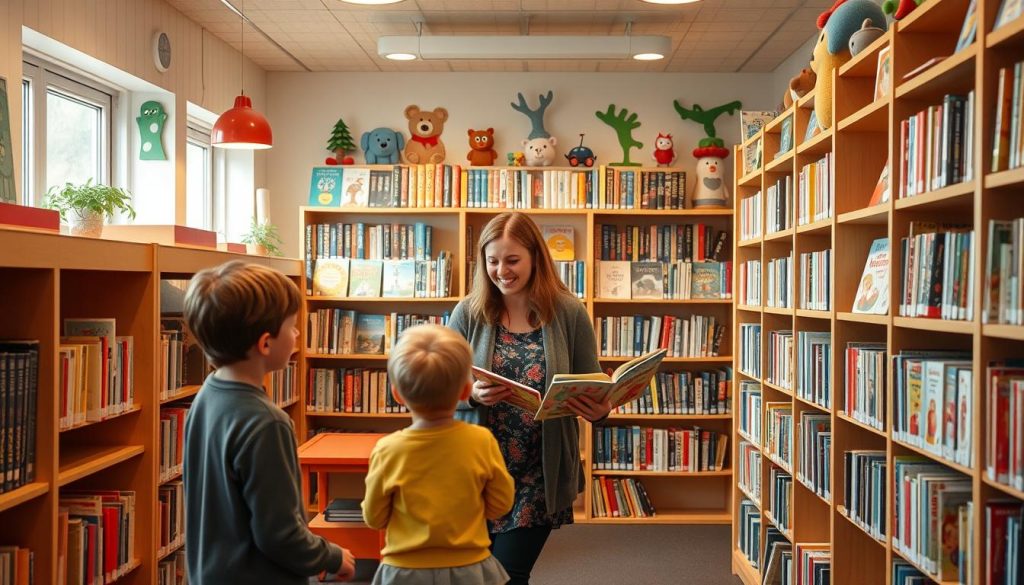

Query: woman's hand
[472,379,512,406]
[566,395,613,422]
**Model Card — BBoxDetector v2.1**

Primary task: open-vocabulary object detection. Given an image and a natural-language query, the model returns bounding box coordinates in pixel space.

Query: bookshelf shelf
[606,413,733,421]
[57,444,146,486]
[763,306,794,316]
[764,510,793,542]
[737,429,759,446]
[893,180,974,210]
[836,311,888,325]
[984,166,1024,189]
[891,439,975,477]
[59,404,143,433]
[797,90,815,109]
[835,506,887,546]
[766,454,793,475]
[837,97,888,133]
[796,475,831,506]
[592,208,734,217]
[739,168,762,187]
[277,396,301,409]
[590,509,730,525]
[598,355,733,363]
[796,127,833,156]
[837,204,888,225]
[796,218,831,235]
[894,45,977,101]
[839,30,892,78]
[305,412,411,418]
[982,476,1024,501]
[109,559,143,584]
[794,393,829,413]
[592,298,732,305]
[157,540,185,562]
[890,548,955,585]
[762,380,793,396]
[835,412,886,438]
[592,469,732,478]
[986,16,1024,48]
[0,482,49,514]
[303,206,459,215]
[160,384,201,405]
[160,469,183,485]
[732,549,762,584]
[737,484,761,509]
[765,150,795,173]
[306,353,390,360]
[737,304,762,313]
[892,316,975,335]
[764,228,795,242]
[794,309,830,320]
[738,237,762,248]
[896,0,969,33]
[982,323,1024,341]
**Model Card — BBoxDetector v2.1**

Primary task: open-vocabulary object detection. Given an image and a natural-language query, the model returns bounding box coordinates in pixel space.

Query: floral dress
[486,325,574,533]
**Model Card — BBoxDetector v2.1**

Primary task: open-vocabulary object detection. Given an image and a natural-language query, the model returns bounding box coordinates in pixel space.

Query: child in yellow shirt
[362,324,514,585]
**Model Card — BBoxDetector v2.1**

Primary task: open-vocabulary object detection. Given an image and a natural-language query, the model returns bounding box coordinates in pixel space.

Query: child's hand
[566,395,613,422]
[472,380,512,406]
[319,548,356,582]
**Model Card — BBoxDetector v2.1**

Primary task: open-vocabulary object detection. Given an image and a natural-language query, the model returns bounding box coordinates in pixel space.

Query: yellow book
[424,163,435,207]
[416,164,426,207]
[542,225,575,261]
[598,165,607,209]
[460,169,469,208]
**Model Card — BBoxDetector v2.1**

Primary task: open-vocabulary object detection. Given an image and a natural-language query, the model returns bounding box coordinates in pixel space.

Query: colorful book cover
[354,314,386,354]
[598,261,631,300]
[874,47,892,101]
[955,0,978,52]
[630,262,663,300]
[868,161,890,206]
[381,259,415,298]
[541,224,575,261]
[312,258,350,297]
[308,167,343,206]
[347,259,383,297]
[995,0,1023,29]
[691,261,725,299]
[853,238,890,314]
[776,116,793,157]
[339,167,370,207]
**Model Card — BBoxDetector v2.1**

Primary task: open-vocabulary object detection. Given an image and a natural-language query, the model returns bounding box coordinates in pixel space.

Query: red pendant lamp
[212,2,272,149]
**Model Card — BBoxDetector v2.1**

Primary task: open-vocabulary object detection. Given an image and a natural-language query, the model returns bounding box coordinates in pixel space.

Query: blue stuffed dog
[360,128,404,164]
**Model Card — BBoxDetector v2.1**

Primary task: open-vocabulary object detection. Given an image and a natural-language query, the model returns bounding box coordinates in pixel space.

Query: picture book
[868,160,890,206]
[804,111,820,142]
[339,167,370,207]
[955,0,978,52]
[541,224,575,261]
[472,349,668,421]
[691,261,726,299]
[740,110,778,141]
[874,46,892,101]
[347,259,383,297]
[308,167,343,206]
[630,261,664,300]
[853,238,890,315]
[598,260,631,300]
[312,258,350,297]
[381,259,415,298]
[776,116,794,157]
[354,314,386,354]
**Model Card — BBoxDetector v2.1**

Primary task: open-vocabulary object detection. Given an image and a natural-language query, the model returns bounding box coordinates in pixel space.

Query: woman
[448,212,610,585]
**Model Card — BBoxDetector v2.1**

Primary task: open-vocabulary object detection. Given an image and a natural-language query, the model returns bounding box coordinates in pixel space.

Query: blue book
[309,167,343,206]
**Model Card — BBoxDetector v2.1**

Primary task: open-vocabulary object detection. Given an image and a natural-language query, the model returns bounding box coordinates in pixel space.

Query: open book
[471,348,668,421]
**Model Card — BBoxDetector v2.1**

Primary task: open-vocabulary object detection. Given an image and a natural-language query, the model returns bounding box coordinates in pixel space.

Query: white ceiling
[166,0,824,73]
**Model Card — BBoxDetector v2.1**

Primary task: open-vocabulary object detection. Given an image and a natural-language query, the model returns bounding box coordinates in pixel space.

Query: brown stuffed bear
[403,105,448,164]
[467,128,497,166]
[783,67,817,109]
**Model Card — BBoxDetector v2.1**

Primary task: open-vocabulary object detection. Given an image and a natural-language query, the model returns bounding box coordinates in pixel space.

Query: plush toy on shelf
[403,105,448,164]
[564,134,596,167]
[467,128,498,167]
[652,133,676,167]
[507,152,526,166]
[360,127,404,164]
[511,91,558,167]
[673,99,742,208]
[782,68,816,110]
[883,0,923,20]
[811,0,887,131]
[326,117,356,165]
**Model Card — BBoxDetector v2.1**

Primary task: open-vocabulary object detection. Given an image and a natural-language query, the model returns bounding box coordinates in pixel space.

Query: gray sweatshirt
[184,375,342,584]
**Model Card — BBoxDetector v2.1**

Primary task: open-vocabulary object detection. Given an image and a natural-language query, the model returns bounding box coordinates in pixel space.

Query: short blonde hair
[387,324,471,411]
[183,260,301,367]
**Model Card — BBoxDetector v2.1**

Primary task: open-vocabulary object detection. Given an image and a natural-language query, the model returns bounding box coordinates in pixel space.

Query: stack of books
[324,499,363,523]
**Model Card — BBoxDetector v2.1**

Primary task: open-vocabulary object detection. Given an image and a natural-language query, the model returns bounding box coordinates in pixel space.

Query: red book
[986,502,1022,584]
[103,505,119,581]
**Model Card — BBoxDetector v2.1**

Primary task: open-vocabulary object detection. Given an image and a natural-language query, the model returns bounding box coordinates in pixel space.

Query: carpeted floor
[346,524,742,584]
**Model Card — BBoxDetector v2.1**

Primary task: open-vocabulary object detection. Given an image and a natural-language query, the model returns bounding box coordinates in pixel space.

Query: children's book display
[852,238,890,315]
[471,348,668,421]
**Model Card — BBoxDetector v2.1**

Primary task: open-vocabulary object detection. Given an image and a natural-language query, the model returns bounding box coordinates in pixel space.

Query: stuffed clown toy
[692,145,730,208]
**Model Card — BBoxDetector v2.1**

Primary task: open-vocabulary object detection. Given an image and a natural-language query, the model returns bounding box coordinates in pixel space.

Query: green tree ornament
[595,105,643,167]
[327,118,356,163]
[136,101,168,161]
[672,100,742,141]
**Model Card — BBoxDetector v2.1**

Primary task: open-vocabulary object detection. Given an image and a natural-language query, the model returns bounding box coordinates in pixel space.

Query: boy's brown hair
[387,324,471,411]
[183,260,301,367]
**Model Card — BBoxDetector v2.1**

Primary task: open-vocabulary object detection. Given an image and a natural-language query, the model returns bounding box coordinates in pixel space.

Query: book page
[471,366,542,413]
[537,349,667,421]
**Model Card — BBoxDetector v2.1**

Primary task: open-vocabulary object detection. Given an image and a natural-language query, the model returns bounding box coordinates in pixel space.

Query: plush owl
[137,100,168,161]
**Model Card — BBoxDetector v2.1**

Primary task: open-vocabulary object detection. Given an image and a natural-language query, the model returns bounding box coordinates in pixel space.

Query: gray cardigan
[448,293,601,514]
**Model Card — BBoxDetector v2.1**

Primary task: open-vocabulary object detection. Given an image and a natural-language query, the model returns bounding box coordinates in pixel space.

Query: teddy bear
[522,137,558,167]
[360,127,404,164]
[783,67,817,110]
[403,105,448,164]
[466,128,498,166]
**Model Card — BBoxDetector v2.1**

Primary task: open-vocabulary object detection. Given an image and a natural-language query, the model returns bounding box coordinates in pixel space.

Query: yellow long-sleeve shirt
[361,421,513,568]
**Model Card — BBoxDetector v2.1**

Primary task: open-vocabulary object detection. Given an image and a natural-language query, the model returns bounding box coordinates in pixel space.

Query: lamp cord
[240,0,245,96]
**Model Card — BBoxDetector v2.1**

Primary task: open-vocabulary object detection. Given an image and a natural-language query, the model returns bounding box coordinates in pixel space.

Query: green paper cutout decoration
[672,100,743,149]
[595,104,643,167]
[137,100,168,161]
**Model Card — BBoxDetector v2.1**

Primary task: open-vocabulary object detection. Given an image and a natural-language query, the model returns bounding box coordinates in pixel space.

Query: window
[21,79,30,205]
[186,123,213,230]
[22,56,115,206]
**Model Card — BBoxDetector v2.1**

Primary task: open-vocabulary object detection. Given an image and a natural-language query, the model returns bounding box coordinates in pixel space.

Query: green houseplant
[242,218,283,256]
[44,179,136,238]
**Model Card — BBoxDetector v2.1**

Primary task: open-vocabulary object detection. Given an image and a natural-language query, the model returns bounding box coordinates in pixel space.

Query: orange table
[297,432,387,559]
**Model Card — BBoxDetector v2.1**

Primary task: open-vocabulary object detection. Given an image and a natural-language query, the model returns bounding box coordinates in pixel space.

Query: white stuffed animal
[522,137,558,167]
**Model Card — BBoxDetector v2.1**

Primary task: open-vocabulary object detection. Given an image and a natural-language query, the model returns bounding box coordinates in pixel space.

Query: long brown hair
[467,212,570,327]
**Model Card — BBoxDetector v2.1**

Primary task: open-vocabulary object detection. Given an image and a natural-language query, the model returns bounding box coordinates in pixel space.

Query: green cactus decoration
[595,105,643,167]
[672,100,743,148]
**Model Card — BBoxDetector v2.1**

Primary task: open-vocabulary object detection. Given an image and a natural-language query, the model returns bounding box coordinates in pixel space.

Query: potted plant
[44,179,136,237]
[242,218,283,256]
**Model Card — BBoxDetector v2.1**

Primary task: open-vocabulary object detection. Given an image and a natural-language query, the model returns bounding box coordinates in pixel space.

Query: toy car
[565,134,596,167]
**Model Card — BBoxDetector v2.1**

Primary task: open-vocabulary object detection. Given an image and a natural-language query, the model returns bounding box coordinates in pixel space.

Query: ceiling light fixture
[641,0,702,4]
[340,0,405,4]
[212,1,273,149]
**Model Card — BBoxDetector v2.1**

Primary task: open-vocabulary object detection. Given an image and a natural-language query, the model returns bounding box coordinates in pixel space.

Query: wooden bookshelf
[0,228,302,584]
[732,3,1024,584]
[298,165,734,527]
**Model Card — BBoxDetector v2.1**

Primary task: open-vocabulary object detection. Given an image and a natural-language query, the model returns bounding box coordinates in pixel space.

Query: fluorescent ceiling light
[378,35,670,61]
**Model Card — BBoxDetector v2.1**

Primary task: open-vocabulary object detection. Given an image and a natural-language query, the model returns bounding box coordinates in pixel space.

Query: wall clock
[153,31,171,72]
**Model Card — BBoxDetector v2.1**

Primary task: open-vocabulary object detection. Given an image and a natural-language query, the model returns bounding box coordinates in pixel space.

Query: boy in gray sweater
[183,261,355,584]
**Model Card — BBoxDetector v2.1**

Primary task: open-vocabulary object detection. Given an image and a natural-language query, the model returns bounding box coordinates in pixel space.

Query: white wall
[265,71,780,257]
[772,34,817,111]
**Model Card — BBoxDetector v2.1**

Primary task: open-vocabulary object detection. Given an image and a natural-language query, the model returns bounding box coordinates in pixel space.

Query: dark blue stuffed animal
[360,128,404,164]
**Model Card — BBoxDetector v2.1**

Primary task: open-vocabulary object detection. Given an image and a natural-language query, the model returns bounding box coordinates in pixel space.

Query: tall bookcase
[298,164,735,525]
[731,0,1024,583]
[0,228,301,584]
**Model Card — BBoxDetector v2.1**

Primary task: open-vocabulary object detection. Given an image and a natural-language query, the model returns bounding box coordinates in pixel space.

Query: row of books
[738,441,762,504]
[59,333,135,430]
[157,550,186,585]
[597,223,726,263]
[767,330,794,391]
[740,191,762,241]
[0,546,32,585]
[892,352,973,468]
[766,175,793,235]
[158,317,207,400]
[984,217,1024,326]
[987,501,1023,585]
[738,260,761,306]
[157,481,184,559]
[795,544,830,585]
[595,314,725,359]
[992,61,1024,174]
[590,477,656,518]
[306,367,406,414]
[761,528,792,585]
[158,408,186,483]
[843,342,886,431]
[614,368,732,416]
[765,403,793,470]
[591,425,728,472]
[797,153,833,226]
[311,255,454,299]
[986,362,1024,491]
[596,260,732,301]
[797,249,830,311]
[59,491,137,585]
[898,92,975,199]
[766,253,793,309]
[738,381,762,444]
[602,168,688,210]
[738,499,762,569]
[843,450,886,541]
[0,341,38,494]
[464,167,597,210]
[797,413,830,502]
[738,324,762,379]
[768,467,792,534]
[897,225,976,321]
[796,331,831,410]
[306,221,436,263]
[306,310,450,356]
[269,362,298,407]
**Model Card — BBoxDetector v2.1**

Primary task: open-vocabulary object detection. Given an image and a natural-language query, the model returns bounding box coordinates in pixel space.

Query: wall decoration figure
[360,127,404,164]
[0,78,15,203]
[511,91,557,167]
[673,100,742,208]
[403,105,448,164]
[467,128,498,166]
[595,105,642,167]
[327,117,357,165]
[137,100,168,161]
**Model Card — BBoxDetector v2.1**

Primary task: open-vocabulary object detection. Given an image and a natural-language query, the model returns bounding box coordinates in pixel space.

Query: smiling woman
[448,211,607,585]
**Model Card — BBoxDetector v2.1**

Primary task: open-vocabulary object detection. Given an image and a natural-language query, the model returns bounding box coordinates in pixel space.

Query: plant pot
[69,209,104,238]
[246,243,269,256]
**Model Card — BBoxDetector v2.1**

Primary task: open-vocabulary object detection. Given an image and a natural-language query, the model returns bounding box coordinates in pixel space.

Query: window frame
[186,121,215,231]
